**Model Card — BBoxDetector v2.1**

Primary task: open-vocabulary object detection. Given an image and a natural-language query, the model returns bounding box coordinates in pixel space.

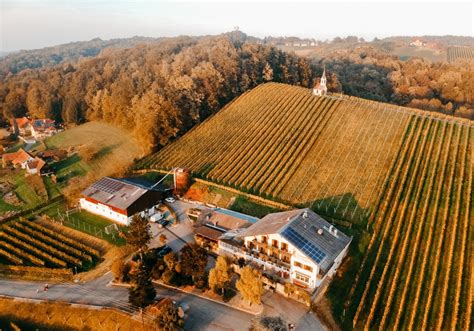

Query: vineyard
[138,82,473,330]
[138,83,469,224]
[447,46,474,63]
[347,118,473,330]
[0,219,100,275]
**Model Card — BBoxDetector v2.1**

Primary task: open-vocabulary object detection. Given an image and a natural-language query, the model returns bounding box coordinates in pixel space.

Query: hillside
[138,82,473,330]
[0,36,162,79]
[44,122,144,198]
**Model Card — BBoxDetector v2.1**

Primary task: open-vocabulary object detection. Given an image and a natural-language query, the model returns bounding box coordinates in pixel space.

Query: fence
[49,207,123,245]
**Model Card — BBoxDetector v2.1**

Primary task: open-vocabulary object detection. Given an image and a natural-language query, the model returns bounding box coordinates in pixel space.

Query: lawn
[41,203,126,246]
[229,196,281,218]
[43,121,145,200]
[12,171,47,209]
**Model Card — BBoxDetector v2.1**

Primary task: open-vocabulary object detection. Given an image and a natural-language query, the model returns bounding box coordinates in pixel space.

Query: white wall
[243,233,320,290]
[79,198,130,225]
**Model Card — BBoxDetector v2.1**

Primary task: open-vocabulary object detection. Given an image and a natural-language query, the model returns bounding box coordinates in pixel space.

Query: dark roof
[197,208,257,231]
[194,225,224,242]
[239,208,351,273]
[81,177,149,211]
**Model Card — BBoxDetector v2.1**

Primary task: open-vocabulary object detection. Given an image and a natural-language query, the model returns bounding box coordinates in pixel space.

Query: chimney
[303,210,308,219]
[317,228,323,235]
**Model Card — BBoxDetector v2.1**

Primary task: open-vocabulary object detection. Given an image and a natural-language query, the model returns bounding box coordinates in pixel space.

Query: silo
[174,168,191,194]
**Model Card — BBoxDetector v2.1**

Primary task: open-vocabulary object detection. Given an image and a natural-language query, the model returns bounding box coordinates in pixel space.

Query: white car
[149,212,163,223]
[165,197,176,203]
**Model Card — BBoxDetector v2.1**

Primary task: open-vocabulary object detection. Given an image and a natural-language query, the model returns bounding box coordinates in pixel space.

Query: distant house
[26,157,46,175]
[193,208,258,252]
[79,177,164,225]
[30,119,57,140]
[1,148,33,169]
[313,68,328,96]
[218,208,351,291]
[409,39,426,47]
[11,117,31,136]
[39,149,68,162]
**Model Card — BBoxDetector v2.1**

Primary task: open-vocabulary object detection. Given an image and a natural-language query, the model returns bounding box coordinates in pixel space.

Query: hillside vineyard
[140,83,470,222]
[139,82,473,330]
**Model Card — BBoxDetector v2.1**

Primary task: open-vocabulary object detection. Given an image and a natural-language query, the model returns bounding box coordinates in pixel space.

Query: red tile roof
[2,148,32,166]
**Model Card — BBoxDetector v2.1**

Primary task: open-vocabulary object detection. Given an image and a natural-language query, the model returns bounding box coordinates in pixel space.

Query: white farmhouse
[218,208,351,291]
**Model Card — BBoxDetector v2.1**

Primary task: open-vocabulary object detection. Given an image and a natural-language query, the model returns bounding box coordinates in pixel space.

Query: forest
[318,47,473,119]
[1,33,472,154]
[0,34,314,152]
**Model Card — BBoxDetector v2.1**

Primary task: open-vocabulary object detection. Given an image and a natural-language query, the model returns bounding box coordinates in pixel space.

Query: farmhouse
[30,119,57,140]
[218,208,351,291]
[11,117,31,136]
[194,208,257,252]
[1,148,33,169]
[79,177,164,225]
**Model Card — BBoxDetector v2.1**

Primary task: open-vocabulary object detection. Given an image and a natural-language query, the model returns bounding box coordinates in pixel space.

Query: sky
[1,0,473,51]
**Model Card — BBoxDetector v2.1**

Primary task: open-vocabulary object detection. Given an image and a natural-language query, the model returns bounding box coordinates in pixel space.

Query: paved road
[0,273,254,330]
[0,199,325,330]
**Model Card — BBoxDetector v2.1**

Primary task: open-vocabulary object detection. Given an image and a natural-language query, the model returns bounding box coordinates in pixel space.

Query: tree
[208,256,230,294]
[159,234,167,246]
[179,243,208,281]
[128,261,156,308]
[154,299,184,330]
[125,214,151,252]
[236,266,264,305]
[111,258,126,282]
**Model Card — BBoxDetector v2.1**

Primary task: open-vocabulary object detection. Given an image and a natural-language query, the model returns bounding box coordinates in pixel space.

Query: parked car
[165,197,176,203]
[158,219,170,228]
[157,246,172,258]
[149,212,164,223]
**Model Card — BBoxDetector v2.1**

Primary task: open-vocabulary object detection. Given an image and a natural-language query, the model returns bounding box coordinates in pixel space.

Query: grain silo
[174,168,191,194]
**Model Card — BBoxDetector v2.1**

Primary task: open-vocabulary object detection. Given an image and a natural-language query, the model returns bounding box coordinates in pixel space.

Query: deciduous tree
[236,266,264,305]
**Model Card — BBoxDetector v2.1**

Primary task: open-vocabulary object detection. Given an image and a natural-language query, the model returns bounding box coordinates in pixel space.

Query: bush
[111,258,126,282]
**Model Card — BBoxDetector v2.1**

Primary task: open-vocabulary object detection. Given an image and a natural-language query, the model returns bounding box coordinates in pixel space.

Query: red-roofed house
[11,117,31,136]
[26,157,46,175]
[31,119,57,140]
[1,148,33,169]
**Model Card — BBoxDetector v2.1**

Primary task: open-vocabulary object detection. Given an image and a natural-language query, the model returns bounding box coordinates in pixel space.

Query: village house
[30,119,57,140]
[1,148,33,169]
[79,177,164,225]
[1,148,47,175]
[26,157,46,175]
[409,39,426,47]
[218,208,351,292]
[11,117,31,136]
[193,208,258,252]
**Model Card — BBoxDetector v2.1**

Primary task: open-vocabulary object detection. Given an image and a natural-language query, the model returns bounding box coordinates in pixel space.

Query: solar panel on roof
[91,178,125,194]
[281,227,326,264]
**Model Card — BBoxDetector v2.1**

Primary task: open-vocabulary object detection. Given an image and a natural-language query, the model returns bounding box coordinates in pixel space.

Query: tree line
[319,47,473,119]
[0,35,314,152]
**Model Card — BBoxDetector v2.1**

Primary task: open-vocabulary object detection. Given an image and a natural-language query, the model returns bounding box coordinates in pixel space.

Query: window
[304,265,313,272]
[272,239,279,248]
[281,243,288,251]
[295,272,309,283]
[294,261,303,268]
[261,236,268,244]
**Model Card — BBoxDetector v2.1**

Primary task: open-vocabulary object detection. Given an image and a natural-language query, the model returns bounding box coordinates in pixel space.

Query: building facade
[218,208,351,291]
[79,177,163,225]
[313,68,328,96]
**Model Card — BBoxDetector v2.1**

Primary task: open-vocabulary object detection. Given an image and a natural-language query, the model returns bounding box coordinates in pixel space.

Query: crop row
[0,247,23,265]
[14,221,92,262]
[4,225,82,266]
[0,239,45,266]
[0,231,66,267]
[25,221,100,258]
